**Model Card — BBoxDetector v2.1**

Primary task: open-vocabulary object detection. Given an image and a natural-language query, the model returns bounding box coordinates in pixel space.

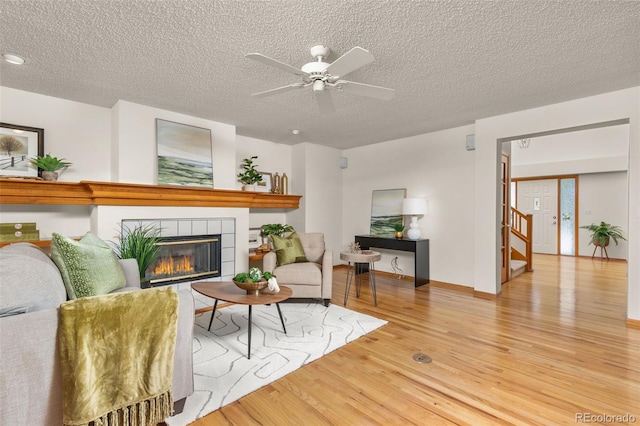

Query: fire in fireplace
[145,234,221,286]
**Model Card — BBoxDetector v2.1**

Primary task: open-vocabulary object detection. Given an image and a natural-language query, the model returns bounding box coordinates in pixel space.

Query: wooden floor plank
[189,254,640,425]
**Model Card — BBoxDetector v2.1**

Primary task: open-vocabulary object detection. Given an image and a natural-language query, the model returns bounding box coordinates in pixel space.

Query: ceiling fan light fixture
[312,80,325,92]
[2,53,25,65]
[246,45,395,109]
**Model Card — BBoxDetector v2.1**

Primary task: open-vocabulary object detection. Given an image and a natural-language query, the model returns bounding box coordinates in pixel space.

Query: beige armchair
[263,232,332,306]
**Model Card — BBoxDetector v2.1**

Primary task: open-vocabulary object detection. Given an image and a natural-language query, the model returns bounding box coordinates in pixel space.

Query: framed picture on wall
[370,188,406,236]
[248,227,262,249]
[0,123,44,178]
[156,118,213,188]
[255,171,272,193]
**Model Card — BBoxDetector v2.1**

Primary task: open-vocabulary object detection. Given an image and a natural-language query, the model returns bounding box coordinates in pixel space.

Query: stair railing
[511,207,533,271]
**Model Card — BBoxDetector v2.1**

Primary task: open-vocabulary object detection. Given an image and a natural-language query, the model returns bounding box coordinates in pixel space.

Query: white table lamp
[402,197,427,240]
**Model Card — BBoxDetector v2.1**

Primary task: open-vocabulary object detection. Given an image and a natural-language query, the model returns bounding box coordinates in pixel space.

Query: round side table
[340,250,382,306]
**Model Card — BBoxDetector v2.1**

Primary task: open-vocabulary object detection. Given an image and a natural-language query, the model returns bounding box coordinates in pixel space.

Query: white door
[517,179,558,255]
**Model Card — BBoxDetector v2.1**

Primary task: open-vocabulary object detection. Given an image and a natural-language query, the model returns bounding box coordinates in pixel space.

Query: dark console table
[355,235,430,287]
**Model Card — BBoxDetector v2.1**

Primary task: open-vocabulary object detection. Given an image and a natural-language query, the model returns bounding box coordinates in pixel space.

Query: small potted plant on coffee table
[233,267,275,294]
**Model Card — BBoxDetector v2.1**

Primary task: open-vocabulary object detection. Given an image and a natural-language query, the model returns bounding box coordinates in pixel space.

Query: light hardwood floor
[191,254,639,425]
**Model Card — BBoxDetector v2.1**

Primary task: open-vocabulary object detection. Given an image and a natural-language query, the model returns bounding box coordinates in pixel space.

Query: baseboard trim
[429,280,474,294]
[333,265,474,293]
[473,290,499,300]
[626,318,640,329]
[333,264,414,283]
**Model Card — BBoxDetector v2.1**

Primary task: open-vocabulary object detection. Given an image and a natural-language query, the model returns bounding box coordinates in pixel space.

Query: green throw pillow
[271,232,308,266]
[50,232,126,299]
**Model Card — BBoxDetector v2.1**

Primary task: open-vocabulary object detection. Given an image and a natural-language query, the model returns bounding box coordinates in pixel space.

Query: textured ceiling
[1,1,639,149]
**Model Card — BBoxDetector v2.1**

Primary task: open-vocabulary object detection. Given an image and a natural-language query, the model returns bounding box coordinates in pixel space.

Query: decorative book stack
[0,222,40,242]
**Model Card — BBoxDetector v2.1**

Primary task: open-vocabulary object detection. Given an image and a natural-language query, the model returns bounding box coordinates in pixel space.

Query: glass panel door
[560,178,576,255]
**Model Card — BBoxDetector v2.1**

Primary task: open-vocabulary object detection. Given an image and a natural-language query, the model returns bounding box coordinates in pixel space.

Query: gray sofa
[0,242,195,424]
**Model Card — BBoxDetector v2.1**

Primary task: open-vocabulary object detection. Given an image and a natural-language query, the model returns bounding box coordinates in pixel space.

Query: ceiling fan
[246,45,395,114]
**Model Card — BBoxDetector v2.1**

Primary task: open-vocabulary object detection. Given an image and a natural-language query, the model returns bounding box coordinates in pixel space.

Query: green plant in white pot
[237,156,263,191]
[30,153,72,181]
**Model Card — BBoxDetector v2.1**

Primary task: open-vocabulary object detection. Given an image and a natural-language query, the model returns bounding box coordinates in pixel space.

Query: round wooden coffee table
[191,281,292,359]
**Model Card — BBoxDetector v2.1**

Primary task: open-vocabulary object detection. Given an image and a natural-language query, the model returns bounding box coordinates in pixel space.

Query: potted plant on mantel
[580,221,626,259]
[237,155,263,191]
[30,153,72,181]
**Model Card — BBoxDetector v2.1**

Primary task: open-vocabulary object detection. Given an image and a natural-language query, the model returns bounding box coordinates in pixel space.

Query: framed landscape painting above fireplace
[156,119,213,188]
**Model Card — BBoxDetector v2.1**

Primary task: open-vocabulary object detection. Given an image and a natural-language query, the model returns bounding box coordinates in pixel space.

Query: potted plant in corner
[580,221,626,259]
[30,153,72,181]
[112,223,162,287]
[237,155,263,191]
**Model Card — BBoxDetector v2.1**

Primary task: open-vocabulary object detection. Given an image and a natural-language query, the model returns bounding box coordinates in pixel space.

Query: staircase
[510,208,533,279]
[510,259,527,279]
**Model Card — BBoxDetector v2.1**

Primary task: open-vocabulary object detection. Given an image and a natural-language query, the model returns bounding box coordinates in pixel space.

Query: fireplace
[145,234,221,286]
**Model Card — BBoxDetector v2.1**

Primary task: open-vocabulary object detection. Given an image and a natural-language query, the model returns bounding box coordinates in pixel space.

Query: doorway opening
[512,176,578,256]
[499,118,630,284]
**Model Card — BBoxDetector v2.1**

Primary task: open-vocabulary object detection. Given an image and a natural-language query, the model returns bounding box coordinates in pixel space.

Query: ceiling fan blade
[252,83,307,98]
[325,47,374,78]
[246,53,307,76]
[335,80,395,101]
[314,89,335,114]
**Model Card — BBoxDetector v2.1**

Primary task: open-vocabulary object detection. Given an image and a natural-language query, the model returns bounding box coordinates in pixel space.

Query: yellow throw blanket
[58,287,179,426]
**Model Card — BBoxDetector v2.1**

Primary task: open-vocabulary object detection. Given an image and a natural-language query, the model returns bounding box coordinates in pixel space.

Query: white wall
[511,124,629,178]
[1,87,111,182]
[474,87,639,321]
[342,125,476,286]
[579,172,629,259]
[289,143,343,262]
[113,100,237,188]
[0,87,109,237]
[236,134,293,232]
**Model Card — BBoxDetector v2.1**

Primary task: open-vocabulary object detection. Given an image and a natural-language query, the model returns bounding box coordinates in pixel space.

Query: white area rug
[166,302,387,425]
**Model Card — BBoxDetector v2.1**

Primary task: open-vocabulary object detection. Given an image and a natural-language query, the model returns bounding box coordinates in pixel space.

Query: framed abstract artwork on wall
[370,188,406,236]
[0,122,44,178]
[156,119,213,187]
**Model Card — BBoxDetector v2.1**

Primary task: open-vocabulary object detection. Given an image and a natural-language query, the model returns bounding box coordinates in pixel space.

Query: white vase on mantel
[242,184,256,192]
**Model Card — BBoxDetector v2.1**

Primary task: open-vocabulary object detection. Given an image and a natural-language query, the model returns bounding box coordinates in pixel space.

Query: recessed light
[2,53,25,65]
[292,129,300,135]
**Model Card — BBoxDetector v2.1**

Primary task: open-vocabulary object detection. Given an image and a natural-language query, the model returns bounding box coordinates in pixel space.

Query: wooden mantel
[0,179,302,209]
